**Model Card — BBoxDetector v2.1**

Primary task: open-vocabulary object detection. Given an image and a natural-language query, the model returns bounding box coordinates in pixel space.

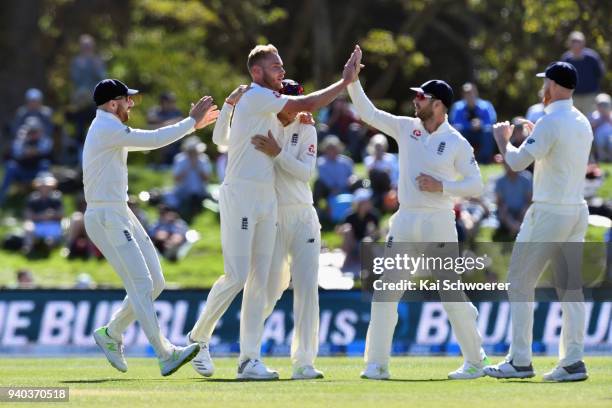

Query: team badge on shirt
[437,141,446,155]
[291,133,299,146]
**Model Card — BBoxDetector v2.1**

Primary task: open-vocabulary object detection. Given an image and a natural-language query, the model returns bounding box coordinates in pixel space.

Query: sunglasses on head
[414,92,435,101]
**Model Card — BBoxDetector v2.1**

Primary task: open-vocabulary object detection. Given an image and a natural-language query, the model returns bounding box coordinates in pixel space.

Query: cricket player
[346,46,489,380]
[484,62,592,382]
[214,79,323,380]
[188,44,362,380]
[84,78,218,376]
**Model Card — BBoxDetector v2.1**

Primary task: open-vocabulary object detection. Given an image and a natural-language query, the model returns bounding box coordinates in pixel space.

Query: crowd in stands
[1,31,610,286]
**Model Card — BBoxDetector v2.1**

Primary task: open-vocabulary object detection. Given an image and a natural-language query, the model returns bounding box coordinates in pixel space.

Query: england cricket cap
[536,62,577,90]
[410,80,454,109]
[93,78,139,106]
[280,79,304,96]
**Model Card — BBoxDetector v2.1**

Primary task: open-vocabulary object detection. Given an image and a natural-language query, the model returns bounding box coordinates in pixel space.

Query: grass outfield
[2,357,612,407]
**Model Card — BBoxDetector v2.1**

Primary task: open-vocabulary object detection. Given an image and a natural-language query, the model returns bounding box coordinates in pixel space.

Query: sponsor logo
[437,141,446,155]
[410,129,422,140]
[241,217,248,230]
[527,138,535,144]
[291,133,299,146]
[307,144,316,156]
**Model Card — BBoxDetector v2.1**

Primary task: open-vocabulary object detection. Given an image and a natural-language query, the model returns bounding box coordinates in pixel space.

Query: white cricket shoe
[188,333,214,377]
[543,361,588,382]
[236,359,279,380]
[360,363,390,380]
[93,326,127,373]
[292,365,324,380]
[483,360,535,379]
[448,356,490,380]
[159,343,200,377]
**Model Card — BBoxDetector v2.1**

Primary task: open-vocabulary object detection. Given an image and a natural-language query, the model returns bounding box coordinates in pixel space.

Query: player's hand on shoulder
[226,85,251,107]
[190,96,219,129]
[298,112,315,125]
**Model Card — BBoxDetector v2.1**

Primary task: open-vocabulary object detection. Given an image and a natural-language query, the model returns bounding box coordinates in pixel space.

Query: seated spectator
[0,117,53,204]
[314,135,354,219]
[147,91,184,166]
[337,189,380,272]
[363,134,398,210]
[65,210,102,260]
[15,269,36,289]
[589,93,612,162]
[449,82,497,163]
[74,273,96,289]
[319,97,365,159]
[493,157,532,241]
[12,88,54,138]
[22,173,64,256]
[149,206,189,261]
[166,136,212,223]
[68,34,106,145]
[526,90,546,124]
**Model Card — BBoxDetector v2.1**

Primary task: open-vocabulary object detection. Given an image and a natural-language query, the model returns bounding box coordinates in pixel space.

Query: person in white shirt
[83,79,218,376]
[485,62,593,382]
[345,46,488,380]
[212,79,323,380]
[188,44,362,380]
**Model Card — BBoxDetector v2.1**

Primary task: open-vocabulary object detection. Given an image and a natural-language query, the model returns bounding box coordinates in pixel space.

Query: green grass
[1,357,612,407]
[0,163,610,288]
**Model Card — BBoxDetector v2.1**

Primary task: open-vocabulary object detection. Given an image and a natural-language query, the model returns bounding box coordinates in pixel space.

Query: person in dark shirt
[561,31,605,115]
[23,173,63,256]
[338,188,380,270]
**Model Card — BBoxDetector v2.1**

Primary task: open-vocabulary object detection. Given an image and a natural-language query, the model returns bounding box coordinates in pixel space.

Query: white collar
[96,109,123,125]
[544,99,573,114]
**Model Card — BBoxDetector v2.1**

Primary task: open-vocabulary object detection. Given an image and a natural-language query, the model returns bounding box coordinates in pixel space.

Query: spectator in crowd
[65,209,102,260]
[15,269,35,289]
[69,34,107,144]
[363,133,398,210]
[319,96,365,159]
[337,188,380,271]
[455,197,490,244]
[166,136,212,222]
[450,82,497,163]
[313,135,355,218]
[12,88,54,138]
[561,31,605,115]
[22,173,64,256]
[147,91,184,166]
[589,93,612,162]
[149,205,189,261]
[0,117,53,204]
[74,272,96,289]
[526,90,546,124]
[493,157,532,241]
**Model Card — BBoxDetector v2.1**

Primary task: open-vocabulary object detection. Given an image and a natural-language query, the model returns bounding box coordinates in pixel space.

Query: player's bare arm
[280,45,362,116]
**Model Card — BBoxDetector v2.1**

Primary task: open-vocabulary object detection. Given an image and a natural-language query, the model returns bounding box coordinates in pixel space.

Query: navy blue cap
[93,79,139,106]
[280,79,304,96]
[410,79,454,109]
[536,62,577,90]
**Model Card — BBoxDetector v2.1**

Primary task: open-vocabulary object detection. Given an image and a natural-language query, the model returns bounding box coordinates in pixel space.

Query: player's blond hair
[247,44,279,72]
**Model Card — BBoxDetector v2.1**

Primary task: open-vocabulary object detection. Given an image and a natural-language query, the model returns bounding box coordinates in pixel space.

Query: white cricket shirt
[215,82,289,184]
[515,99,593,205]
[348,80,483,211]
[83,109,195,203]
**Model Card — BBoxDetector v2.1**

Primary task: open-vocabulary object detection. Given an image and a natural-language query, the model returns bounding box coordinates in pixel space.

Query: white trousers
[191,179,277,362]
[365,208,483,366]
[507,202,588,366]
[84,202,172,359]
[262,204,321,368]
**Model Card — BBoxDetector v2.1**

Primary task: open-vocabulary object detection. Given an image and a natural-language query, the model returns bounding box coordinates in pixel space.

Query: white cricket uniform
[347,80,485,366]
[190,83,289,362]
[503,99,593,367]
[82,109,196,360]
[212,104,321,368]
